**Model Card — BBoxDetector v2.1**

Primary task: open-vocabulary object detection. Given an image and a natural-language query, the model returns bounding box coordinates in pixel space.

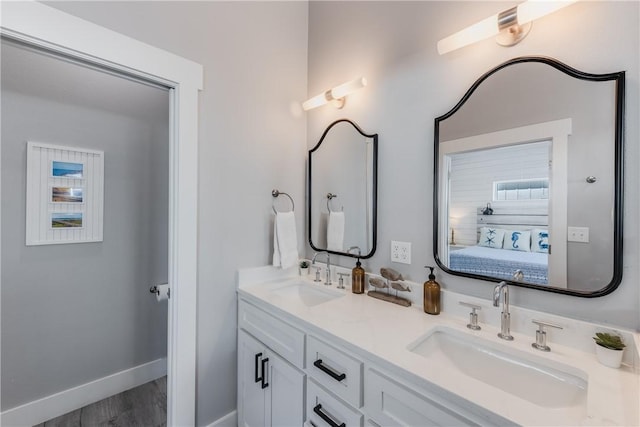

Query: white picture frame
[26,142,104,245]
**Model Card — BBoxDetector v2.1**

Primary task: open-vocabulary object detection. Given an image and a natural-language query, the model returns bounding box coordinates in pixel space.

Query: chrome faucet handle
[531,319,563,352]
[512,269,524,282]
[313,266,322,282]
[459,301,482,330]
[337,273,349,289]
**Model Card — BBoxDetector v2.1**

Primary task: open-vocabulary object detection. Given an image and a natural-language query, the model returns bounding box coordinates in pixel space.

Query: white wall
[42,2,309,425]
[307,1,639,330]
[449,142,549,246]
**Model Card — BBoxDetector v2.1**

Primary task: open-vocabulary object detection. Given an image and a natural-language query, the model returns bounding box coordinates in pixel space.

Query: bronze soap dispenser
[352,257,365,294]
[423,266,441,315]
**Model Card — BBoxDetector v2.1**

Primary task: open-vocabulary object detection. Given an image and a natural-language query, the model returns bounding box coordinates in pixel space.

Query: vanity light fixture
[302,77,367,111]
[437,0,578,55]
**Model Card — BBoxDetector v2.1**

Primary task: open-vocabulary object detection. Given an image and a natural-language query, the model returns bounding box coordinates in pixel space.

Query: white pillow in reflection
[504,230,531,252]
[478,227,505,249]
[531,229,549,253]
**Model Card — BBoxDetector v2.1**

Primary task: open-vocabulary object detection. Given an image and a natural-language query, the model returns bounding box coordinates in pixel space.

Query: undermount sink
[269,282,344,307]
[407,326,588,409]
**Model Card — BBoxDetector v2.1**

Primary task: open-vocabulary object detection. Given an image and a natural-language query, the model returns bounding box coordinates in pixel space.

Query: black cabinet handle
[313,404,345,427]
[254,352,263,383]
[260,357,269,389]
[313,359,346,382]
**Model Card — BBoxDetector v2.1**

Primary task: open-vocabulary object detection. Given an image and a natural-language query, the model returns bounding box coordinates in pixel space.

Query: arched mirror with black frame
[308,119,378,259]
[434,56,624,297]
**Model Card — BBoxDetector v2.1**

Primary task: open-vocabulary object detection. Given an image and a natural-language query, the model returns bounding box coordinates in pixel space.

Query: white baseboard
[1,358,167,427]
[206,410,237,427]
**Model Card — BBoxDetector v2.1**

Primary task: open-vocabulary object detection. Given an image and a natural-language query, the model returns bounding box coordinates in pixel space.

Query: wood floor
[34,377,166,427]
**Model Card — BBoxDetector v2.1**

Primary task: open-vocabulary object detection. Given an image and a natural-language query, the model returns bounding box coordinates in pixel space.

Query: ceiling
[1,39,169,123]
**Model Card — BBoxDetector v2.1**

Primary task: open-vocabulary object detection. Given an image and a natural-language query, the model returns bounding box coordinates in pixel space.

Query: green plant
[299,260,309,269]
[593,332,626,350]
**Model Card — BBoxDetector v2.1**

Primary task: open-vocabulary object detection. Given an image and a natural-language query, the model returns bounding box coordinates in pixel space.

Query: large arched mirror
[434,57,624,296]
[309,119,378,258]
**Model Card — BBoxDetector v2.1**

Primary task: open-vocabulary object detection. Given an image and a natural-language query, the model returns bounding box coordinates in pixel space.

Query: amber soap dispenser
[423,266,441,315]
[352,257,365,294]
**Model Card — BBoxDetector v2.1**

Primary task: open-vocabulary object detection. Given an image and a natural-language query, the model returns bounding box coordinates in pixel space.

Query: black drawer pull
[254,352,263,383]
[313,359,346,382]
[260,357,269,389]
[313,404,345,427]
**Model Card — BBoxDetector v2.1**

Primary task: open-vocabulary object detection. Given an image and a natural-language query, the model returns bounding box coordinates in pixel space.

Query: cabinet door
[266,350,305,427]
[365,368,480,427]
[238,330,267,427]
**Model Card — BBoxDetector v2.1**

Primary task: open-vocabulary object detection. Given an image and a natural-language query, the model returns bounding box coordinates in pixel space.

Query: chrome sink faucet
[312,251,331,286]
[493,281,514,341]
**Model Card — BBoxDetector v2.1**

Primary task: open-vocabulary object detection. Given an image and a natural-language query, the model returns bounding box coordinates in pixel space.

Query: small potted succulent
[593,332,626,368]
[299,260,310,276]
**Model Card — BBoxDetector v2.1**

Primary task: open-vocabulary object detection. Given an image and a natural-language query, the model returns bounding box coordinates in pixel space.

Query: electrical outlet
[391,241,412,264]
[568,226,589,243]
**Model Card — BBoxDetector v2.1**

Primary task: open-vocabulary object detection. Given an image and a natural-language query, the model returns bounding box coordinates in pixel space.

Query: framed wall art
[26,142,104,245]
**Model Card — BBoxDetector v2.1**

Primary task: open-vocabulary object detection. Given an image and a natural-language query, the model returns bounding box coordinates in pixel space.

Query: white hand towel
[273,211,299,269]
[327,211,345,251]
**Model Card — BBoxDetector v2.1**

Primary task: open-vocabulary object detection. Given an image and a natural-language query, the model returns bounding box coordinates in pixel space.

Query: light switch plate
[391,241,411,264]
[568,226,589,243]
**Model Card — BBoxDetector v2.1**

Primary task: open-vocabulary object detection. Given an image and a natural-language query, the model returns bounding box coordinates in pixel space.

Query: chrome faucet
[493,281,514,340]
[312,251,332,286]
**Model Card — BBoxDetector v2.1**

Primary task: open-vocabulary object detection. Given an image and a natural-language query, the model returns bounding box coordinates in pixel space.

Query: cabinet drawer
[307,378,363,427]
[307,335,363,408]
[238,299,305,369]
[364,368,481,427]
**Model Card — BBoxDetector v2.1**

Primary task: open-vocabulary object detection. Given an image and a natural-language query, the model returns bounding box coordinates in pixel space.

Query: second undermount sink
[407,326,588,409]
[269,282,344,307]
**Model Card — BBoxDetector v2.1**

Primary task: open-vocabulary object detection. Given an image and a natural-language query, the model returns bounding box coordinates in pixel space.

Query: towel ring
[327,193,343,213]
[272,189,294,214]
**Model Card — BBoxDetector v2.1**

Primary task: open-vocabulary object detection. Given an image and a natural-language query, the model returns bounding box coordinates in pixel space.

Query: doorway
[1,2,203,425]
[1,38,170,425]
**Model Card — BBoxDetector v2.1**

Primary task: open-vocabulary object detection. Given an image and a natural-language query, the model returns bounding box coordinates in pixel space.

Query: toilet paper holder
[149,285,170,299]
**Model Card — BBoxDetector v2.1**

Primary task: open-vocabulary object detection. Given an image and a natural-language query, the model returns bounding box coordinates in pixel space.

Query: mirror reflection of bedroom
[442,139,556,287]
[435,58,620,295]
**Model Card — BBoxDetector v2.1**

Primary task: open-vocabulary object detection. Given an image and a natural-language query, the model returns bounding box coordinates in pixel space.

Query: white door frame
[1,2,202,425]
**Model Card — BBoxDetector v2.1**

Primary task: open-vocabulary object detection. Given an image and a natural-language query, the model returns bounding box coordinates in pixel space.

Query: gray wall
[306,1,639,330]
[1,42,169,409]
[41,2,310,425]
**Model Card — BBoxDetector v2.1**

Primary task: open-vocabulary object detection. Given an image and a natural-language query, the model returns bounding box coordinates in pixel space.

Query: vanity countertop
[237,266,640,427]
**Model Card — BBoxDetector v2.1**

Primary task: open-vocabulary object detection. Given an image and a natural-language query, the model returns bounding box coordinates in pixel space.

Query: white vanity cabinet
[364,367,486,427]
[237,330,305,427]
[306,335,363,408]
[305,335,364,427]
[237,295,499,427]
[237,300,305,427]
[306,377,363,427]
